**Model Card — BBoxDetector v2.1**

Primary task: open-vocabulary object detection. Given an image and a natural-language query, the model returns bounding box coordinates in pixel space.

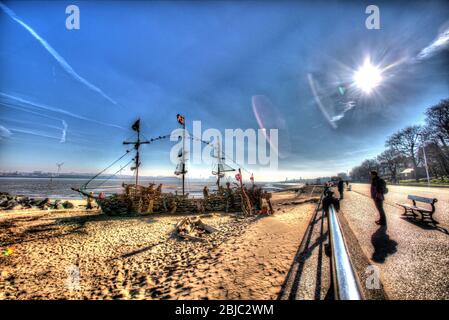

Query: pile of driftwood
[174,216,218,241]
[97,194,131,215]
[97,183,267,215]
[172,198,202,214]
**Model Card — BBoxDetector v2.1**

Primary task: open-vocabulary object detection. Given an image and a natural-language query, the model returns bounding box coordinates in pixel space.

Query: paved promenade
[339,183,449,299]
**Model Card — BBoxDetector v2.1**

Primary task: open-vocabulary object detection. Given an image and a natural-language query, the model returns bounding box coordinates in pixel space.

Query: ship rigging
[74,114,250,197]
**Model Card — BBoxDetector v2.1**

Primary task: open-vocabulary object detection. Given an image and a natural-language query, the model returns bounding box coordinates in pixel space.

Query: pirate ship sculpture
[72,114,265,216]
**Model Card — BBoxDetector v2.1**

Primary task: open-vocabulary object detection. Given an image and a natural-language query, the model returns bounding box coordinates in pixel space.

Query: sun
[353,59,382,94]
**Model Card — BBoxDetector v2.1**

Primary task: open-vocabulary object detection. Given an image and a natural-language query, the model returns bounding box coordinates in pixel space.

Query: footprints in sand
[65,214,254,300]
[1,202,314,300]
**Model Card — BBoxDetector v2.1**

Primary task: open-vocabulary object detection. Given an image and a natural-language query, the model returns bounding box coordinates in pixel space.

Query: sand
[0,192,316,300]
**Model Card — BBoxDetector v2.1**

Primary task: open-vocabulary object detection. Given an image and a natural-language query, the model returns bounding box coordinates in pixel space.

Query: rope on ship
[73,131,171,196]
[81,150,132,190]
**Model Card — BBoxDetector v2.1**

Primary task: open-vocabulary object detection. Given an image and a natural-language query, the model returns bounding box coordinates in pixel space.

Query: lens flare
[353,59,382,94]
[252,95,292,159]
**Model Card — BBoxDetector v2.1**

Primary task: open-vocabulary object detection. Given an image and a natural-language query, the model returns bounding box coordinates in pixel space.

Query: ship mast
[181,119,186,196]
[212,136,234,187]
[123,119,151,189]
[175,114,187,196]
[216,137,223,187]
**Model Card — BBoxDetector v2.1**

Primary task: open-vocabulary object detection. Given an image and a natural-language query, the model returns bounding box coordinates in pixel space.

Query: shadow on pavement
[400,216,449,236]
[371,226,398,263]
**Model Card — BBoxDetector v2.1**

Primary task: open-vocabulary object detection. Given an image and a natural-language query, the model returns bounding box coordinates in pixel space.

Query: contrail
[9,127,61,141]
[0,101,61,122]
[61,120,67,143]
[0,116,68,143]
[1,117,62,131]
[0,125,12,140]
[0,100,73,142]
[0,2,118,106]
[0,92,125,130]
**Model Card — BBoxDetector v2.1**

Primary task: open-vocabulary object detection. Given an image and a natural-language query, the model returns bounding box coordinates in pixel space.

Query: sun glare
[353,59,382,94]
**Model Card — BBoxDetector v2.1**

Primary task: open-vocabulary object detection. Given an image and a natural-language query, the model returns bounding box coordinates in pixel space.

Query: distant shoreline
[0,175,182,180]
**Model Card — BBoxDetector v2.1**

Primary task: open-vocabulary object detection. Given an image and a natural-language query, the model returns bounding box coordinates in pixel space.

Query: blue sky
[0,0,448,181]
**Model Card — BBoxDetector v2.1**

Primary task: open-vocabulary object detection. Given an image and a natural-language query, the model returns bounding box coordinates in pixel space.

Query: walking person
[370,171,388,226]
[337,178,344,200]
[263,191,274,215]
[86,192,96,210]
[203,186,209,199]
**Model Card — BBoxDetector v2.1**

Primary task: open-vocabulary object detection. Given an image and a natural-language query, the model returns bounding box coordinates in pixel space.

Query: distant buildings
[399,167,428,180]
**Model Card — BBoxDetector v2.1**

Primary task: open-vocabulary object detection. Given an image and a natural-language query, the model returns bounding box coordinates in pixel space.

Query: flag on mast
[176,114,185,125]
[131,119,140,131]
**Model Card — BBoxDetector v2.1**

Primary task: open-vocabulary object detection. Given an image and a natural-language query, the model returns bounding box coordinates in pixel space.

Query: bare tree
[350,165,364,182]
[420,126,449,177]
[385,125,421,181]
[351,158,379,182]
[377,148,405,183]
[425,99,449,147]
[418,141,449,177]
[363,158,380,173]
[349,99,449,184]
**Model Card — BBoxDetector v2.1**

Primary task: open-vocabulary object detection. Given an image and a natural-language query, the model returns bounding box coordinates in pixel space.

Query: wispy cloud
[0,92,125,130]
[417,25,449,61]
[0,2,118,106]
[329,101,356,123]
[344,147,377,156]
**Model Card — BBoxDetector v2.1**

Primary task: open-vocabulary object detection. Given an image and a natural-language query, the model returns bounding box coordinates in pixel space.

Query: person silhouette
[370,171,387,226]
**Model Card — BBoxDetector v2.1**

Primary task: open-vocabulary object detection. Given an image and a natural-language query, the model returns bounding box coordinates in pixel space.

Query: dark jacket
[371,176,385,200]
[338,180,344,191]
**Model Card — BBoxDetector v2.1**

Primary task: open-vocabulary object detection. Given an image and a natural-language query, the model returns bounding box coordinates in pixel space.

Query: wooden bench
[396,195,438,221]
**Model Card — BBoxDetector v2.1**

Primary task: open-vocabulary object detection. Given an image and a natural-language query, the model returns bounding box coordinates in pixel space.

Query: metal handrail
[327,204,363,300]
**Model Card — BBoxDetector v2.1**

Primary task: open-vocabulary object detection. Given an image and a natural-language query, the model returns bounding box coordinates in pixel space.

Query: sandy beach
[0,192,317,300]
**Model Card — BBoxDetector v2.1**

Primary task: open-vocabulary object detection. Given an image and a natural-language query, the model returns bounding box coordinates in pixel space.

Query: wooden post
[239,168,252,215]
[182,121,186,196]
[216,137,221,187]
[238,168,243,189]
[135,127,140,189]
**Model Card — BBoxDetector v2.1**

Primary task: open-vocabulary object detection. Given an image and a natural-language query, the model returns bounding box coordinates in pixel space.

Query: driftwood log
[174,216,218,241]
